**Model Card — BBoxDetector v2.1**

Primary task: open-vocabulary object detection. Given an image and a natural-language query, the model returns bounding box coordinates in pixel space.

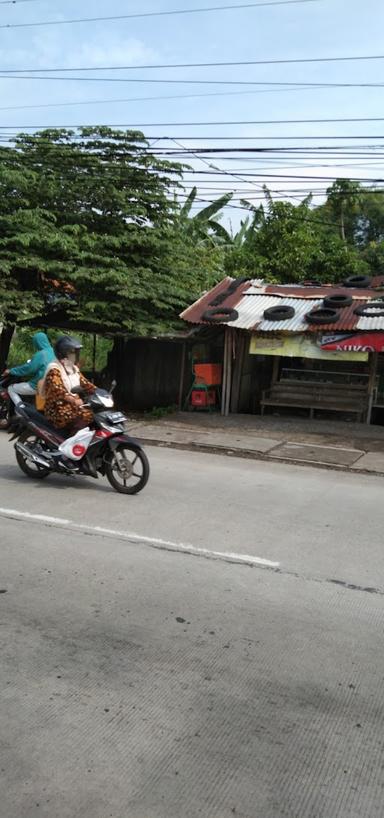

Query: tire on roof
[323,294,353,309]
[226,276,250,294]
[202,307,239,323]
[209,291,229,307]
[306,308,341,325]
[354,302,384,317]
[263,305,295,322]
[342,275,372,289]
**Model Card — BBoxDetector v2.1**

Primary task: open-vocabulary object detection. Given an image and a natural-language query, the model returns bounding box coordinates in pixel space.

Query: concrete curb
[136,436,384,477]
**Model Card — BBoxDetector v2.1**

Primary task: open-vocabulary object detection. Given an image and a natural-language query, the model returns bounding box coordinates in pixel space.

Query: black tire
[209,278,250,306]
[263,305,295,322]
[0,402,10,430]
[202,307,239,323]
[306,308,341,325]
[226,276,250,294]
[15,431,51,479]
[354,302,384,317]
[342,275,372,289]
[323,294,353,309]
[209,291,228,307]
[299,279,322,286]
[105,444,150,495]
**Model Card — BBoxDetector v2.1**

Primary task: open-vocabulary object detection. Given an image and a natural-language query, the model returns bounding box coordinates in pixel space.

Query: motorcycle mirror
[110,379,117,393]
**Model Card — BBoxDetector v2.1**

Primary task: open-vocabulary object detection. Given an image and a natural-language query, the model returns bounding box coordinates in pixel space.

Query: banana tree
[177,186,232,244]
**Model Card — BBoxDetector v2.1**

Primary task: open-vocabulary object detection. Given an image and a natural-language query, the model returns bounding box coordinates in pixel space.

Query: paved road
[1,436,384,817]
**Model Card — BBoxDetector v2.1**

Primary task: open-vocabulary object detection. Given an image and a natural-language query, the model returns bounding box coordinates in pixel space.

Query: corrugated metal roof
[305,301,365,332]
[180,277,253,325]
[356,310,384,331]
[180,277,384,333]
[263,283,384,299]
[231,296,320,332]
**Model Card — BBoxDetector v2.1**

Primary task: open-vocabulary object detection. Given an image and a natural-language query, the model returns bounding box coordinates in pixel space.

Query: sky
[1,0,384,226]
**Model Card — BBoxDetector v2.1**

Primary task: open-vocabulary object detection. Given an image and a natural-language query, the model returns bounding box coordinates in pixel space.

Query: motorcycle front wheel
[15,431,51,479]
[0,401,10,430]
[105,444,149,494]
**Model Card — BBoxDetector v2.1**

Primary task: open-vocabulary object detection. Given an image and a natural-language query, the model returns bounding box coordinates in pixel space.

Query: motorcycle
[9,386,150,494]
[0,371,36,429]
[0,374,11,429]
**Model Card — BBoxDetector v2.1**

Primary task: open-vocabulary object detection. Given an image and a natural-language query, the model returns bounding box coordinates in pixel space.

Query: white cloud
[0,30,158,70]
[0,31,160,113]
[65,37,158,69]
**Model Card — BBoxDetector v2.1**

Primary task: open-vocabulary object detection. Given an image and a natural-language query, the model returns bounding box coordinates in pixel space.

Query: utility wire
[5,53,384,73]
[0,86,334,113]
[2,116,383,126]
[0,0,320,29]
[1,74,384,89]
[0,0,58,4]
[169,136,305,205]
[2,123,384,137]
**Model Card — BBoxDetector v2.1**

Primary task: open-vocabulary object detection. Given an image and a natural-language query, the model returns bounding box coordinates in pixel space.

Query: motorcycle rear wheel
[0,402,10,430]
[105,444,149,494]
[15,431,51,479]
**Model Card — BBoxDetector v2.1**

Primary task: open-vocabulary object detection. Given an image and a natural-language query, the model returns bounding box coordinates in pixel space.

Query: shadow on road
[0,463,117,494]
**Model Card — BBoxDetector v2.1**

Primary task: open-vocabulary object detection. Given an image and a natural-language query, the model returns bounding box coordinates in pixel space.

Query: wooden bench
[260,379,368,421]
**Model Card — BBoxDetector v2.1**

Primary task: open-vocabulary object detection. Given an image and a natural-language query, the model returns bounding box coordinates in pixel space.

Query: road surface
[1,436,383,817]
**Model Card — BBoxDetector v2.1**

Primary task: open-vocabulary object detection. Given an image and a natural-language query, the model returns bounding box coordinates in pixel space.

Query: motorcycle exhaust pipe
[15,441,51,469]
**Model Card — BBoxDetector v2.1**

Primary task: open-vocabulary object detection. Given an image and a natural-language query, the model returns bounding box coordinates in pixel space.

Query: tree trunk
[340,208,346,242]
[0,324,15,370]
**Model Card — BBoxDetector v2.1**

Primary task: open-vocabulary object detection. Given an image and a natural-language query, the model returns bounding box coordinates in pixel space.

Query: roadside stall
[181,276,384,423]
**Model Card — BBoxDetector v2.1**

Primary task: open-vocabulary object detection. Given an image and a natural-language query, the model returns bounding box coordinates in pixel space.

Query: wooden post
[366,351,378,424]
[230,331,246,414]
[221,329,229,416]
[225,328,233,417]
[271,354,280,386]
[92,333,97,382]
[178,341,187,410]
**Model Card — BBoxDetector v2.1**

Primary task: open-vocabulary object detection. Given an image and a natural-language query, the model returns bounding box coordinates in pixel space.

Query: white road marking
[0,507,280,569]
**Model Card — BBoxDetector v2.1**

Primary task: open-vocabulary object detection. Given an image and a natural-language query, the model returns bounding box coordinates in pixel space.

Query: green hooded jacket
[9,332,56,389]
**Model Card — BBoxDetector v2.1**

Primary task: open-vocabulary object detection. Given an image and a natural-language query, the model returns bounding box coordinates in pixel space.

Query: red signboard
[321,332,384,352]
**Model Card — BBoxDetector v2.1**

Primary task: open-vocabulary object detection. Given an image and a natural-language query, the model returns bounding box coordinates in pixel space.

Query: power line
[170,136,304,205]
[0,86,335,113]
[4,52,384,74]
[3,116,383,127]
[185,171,384,181]
[0,0,53,3]
[2,124,384,138]
[1,74,384,89]
[3,114,384,129]
[2,134,384,153]
[0,0,320,29]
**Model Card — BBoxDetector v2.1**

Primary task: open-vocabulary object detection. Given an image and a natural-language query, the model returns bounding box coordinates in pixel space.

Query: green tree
[176,186,232,244]
[323,179,363,243]
[229,193,319,282]
[0,127,186,365]
[223,188,368,283]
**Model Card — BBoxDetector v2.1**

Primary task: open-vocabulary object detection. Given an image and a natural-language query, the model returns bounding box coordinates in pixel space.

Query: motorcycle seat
[18,403,66,440]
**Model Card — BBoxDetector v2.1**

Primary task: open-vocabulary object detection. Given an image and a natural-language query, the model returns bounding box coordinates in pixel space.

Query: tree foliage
[0,127,191,343]
[224,188,368,283]
[3,126,384,368]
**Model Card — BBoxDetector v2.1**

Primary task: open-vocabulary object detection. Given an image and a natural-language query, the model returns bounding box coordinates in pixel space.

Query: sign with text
[321,332,384,353]
[250,334,368,361]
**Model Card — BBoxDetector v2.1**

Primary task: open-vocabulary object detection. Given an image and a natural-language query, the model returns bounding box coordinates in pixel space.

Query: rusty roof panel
[305,301,365,332]
[180,277,253,325]
[250,297,320,332]
[263,284,384,300]
[356,310,384,331]
[180,277,384,332]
